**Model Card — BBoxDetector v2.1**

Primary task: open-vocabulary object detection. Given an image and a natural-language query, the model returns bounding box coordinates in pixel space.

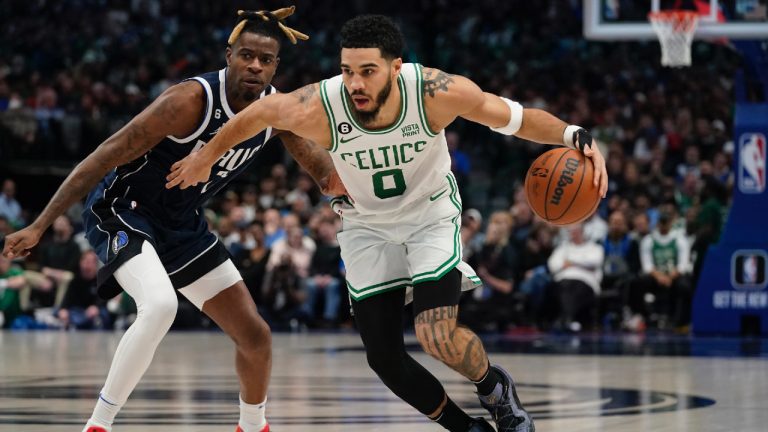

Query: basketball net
[649,11,700,67]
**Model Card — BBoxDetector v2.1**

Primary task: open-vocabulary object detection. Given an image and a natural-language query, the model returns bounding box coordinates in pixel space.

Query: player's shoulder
[157,80,206,107]
[418,65,484,120]
[419,65,481,101]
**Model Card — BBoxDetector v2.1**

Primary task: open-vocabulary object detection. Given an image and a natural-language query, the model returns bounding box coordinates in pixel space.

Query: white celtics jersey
[320,63,451,215]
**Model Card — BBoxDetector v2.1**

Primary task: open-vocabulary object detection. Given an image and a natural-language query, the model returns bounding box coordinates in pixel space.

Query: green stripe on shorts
[347,278,412,300]
[411,173,462,284]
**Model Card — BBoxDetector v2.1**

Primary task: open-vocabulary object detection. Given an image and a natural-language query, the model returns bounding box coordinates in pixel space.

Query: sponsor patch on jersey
[112,231,129,255]
[337,122,353,135]
[401,123,420,137]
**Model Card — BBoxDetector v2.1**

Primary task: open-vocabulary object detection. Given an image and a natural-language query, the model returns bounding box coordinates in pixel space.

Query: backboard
[584,0,768,40]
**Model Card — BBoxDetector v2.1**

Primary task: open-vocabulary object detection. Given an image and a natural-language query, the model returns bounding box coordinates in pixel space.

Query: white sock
[85,392,120,430]
[238,395,267,431]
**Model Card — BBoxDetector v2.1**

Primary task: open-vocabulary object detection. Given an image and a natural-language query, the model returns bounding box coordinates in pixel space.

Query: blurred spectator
[617,160,644,203]
[0,179,23,228]
[263,208,284,248]
[510,201,534,246]
[464,211,518,330]
[216,215,244,256]
[285,173,317,217]
[555,211,607,245]
[300,220,343,327]
[676,146,702,182]
[691,175,728,285]
[517,224,557,325]
[601,211,641,293]
[36,215,81,308]
[258,177,280,209]
[447,131,470,194]
[546,223,604,331]
[0,255,26,328]
[675,172,700,221]
[583,213,608,244]
[263,226,315,323]
[631,211,693,330]
[460,208,483,262]
[235,222,271,305]
[56,250,111,330]
[712,151,733,187]
[240,185,260,225]
[268,226,314,280]
[630,212,651,241]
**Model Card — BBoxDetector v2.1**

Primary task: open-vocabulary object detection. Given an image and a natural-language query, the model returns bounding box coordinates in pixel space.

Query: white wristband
[562,125,582,149]
[489,97,524,136]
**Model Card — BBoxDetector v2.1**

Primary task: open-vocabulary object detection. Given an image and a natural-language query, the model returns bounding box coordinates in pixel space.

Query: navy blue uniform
[83,68,275,298]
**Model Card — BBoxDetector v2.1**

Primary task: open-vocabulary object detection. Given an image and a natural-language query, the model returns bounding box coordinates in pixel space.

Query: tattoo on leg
[457,331,487,380]
[415,306,489,381]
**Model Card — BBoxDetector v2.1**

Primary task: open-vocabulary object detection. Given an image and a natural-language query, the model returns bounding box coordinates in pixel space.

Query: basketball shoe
[235,424,269,432]
[478,365,535,432]
[467,417,495,431]
[83,426,109,432]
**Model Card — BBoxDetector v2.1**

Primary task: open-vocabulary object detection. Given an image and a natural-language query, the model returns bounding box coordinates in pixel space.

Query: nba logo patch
[738,133,766,194]
[112,231,129,254]
[731,250,768,289]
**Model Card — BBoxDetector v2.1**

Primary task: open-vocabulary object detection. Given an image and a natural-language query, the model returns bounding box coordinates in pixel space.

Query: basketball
[524,147,600,225]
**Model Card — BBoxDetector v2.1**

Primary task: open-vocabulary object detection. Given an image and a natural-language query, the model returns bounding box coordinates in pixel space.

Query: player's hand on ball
[166,150,212,190]
[2,225,43,259]
[582,139,608,198]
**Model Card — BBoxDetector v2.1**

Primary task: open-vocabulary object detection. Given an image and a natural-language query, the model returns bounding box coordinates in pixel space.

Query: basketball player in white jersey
[3,8,342,432]
[168,15,608,432]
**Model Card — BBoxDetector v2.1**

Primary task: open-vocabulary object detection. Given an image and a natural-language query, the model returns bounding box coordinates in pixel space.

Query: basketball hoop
[649,10,700,67]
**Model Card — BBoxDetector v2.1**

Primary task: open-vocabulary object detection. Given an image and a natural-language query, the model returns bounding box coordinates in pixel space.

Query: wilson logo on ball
[549,158,579,205]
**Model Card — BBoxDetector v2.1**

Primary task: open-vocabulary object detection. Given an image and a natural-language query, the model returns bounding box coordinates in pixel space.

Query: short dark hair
[231,14,284,48]
[340,15,404,60]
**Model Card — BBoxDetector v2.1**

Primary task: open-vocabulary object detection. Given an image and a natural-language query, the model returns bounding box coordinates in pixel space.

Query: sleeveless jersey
[91,68,275,228]
[321,63,450,216]
[651,232,680,274]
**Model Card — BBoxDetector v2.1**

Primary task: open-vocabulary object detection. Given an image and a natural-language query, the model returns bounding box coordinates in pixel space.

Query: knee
[366,347,401,379]
[139,292,178,329]
[235,315,272,355]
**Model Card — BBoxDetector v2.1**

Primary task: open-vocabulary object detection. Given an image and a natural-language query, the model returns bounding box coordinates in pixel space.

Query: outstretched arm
[278,131,346,196]
[421,67,608,197]
[166,82,329,190]
[2,81,203,258]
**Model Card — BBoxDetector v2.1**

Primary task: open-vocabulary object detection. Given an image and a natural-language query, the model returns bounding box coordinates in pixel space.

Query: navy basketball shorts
[83,193,231,300]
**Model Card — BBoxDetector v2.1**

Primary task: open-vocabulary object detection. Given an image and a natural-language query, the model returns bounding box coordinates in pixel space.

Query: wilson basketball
[524,147,600,225]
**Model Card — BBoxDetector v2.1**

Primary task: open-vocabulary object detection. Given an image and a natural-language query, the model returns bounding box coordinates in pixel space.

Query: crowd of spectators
[0,0,742,333]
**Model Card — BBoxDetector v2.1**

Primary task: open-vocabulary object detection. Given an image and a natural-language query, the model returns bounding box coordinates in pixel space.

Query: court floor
[0,331,766,431]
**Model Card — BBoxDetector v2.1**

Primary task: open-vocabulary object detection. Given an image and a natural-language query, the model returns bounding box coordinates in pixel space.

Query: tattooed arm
[421,66,566,143]
[3,81,203,258]
[420,65,608,196]
[166,82,331,189]
[278,131,345,196]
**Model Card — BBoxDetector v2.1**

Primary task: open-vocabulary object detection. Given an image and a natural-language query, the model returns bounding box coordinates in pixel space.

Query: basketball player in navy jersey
[2,8,339,432]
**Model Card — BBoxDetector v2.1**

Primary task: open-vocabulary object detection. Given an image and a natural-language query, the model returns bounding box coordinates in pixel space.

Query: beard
[350,77,392,126]
[242,90,257,102]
